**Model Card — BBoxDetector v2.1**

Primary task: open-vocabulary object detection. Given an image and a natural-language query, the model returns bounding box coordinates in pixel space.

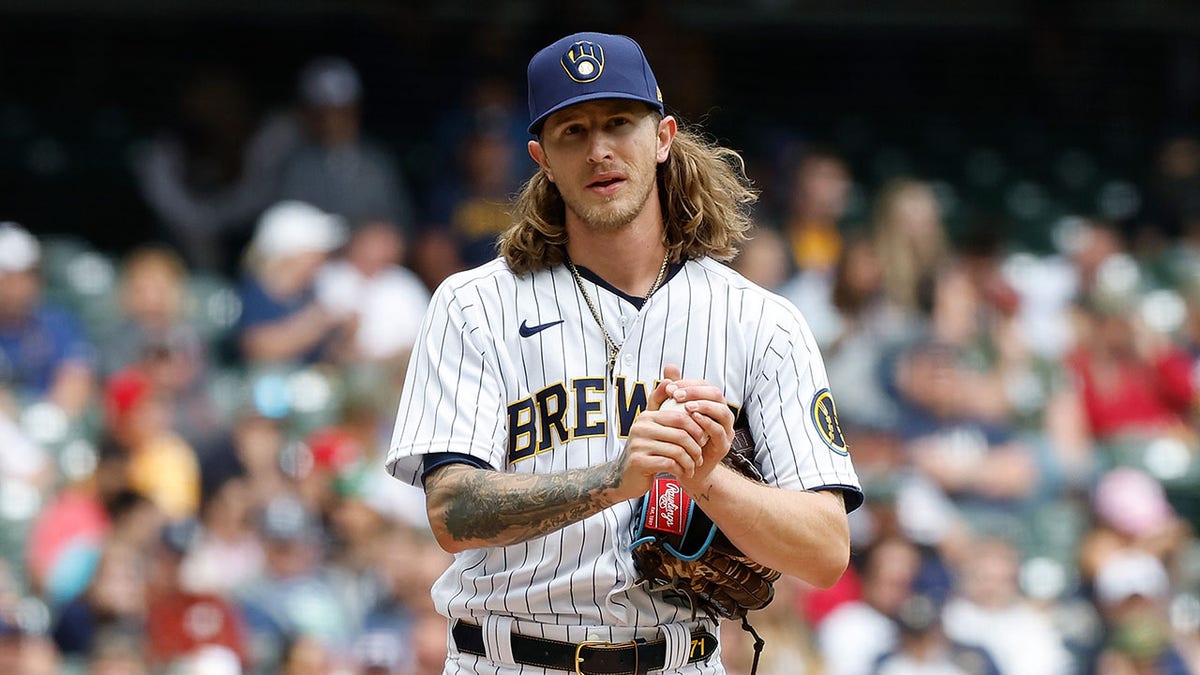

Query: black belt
[451,619,717,674]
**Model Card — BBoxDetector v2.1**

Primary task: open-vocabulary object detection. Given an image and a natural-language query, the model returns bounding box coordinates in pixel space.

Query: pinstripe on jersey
[386,255,861,630]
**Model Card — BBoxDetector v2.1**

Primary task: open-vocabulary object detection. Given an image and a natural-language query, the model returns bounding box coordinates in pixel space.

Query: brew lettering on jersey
[506,375,655,463]
[506,376,744,464]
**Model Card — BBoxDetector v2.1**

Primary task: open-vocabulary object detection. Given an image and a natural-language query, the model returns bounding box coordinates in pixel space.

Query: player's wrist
[604,457,651,503]
[680,462,732,503]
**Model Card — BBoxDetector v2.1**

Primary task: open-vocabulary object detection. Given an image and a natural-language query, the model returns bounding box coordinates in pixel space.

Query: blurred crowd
[3,50,1200,675]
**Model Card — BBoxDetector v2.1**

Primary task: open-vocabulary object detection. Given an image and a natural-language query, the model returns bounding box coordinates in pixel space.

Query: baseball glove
[630,416,781,621]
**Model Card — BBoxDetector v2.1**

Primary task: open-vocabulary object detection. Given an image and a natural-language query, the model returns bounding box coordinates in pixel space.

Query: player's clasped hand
[617,364,735,499]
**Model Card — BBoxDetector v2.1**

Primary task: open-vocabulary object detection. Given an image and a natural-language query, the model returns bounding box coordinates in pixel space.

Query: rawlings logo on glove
[651,478,687,534]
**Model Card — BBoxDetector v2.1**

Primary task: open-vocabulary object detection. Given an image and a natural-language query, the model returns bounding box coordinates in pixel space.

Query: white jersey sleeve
[742,289,861,506]
[675,258,860,508]
[386,263,509,485]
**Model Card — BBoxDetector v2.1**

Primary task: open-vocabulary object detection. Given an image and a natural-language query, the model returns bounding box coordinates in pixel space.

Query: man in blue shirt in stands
[0,222,96,418]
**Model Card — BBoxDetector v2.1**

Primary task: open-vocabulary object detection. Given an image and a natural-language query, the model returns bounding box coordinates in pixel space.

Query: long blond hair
[872,178,949,311]
[499,121,758,275]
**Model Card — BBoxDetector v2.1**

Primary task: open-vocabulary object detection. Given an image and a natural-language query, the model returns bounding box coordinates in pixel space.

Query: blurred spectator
[783,232,918,431]
[816,535,922,675]
[430,74,528,188]
[343,403,432,530]
[421,113,524,285]
[1088,549,1191,674]
[780,228,869,349]
[133,66,301,273]
[291,424,361,516]
[180,477,265,597]
[998,219,1117,482]
[145,519,248,671]
[1002,237,1081,364]
[890,262,1040,512]
[0,403,53,514]
[87,627,151,675]
[730,224,791,292]
[93,436,135,507]
[234,200,354,366]
[873,178,951,315]
[295,427,389,635]
[51,539,146,658]
[1061,218,1128,297]
[104,366,201,520]
[782,173,938,351]
[0,628,59,675]
[958,225,1023,335]
[321,502,381,648]
[32,486,157,622]
[897,348,1037,503]
[1078,467,1193,585]
[168,644,244,675]
[886,473,976,578]
[418,74,528,289]
[351,630,406,675]
[199,409,294,513]
[236,493,357,673]
[26,482,110,609]
[941,536,1074,674]
[323,468,380,575]
[279,56,417,230]
[872,591,1001,674]
[1063,276,1198,444]
[314,220,430,366]
[402,606,450,675]
[357,526,451,673]
[102,246,198,373]
[0,222,96,418]
[102,489,167,560]
[102,245,223,451]
[281,633,340,675]
[308,397,430,532]
[1179,275,1200,359]
[0,560,58,675]
[779,149,854,276]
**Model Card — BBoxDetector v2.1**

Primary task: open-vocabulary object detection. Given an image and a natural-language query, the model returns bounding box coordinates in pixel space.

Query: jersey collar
[568,258,686,309]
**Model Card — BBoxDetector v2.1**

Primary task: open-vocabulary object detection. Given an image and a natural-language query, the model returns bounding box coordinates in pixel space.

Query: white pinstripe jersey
[386,255,862,629]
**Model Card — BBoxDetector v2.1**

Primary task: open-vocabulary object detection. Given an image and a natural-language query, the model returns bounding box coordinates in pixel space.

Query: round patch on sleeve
[810,388,849,455]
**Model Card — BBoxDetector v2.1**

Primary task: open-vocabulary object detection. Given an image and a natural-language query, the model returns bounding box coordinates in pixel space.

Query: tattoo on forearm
[426,462,624,546]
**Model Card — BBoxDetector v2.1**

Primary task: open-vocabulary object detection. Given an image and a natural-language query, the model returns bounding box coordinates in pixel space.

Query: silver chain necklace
[566,251,671,382]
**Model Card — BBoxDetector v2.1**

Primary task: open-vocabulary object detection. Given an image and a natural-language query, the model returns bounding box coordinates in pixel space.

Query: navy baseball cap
[527,32,664,135]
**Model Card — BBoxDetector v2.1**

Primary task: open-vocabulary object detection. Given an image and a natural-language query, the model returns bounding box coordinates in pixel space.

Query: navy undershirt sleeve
[421,452,494,485]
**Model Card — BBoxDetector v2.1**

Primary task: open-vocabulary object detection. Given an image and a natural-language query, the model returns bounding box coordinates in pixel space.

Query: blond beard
[563,170,657,232]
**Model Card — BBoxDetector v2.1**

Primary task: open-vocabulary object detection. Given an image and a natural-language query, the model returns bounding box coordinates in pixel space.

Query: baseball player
[387,31,863,674]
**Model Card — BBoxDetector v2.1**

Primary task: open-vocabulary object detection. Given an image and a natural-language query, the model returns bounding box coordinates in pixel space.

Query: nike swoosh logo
[519,319,564,338]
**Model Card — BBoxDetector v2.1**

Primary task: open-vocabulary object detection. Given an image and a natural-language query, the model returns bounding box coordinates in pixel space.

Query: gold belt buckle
[573,639,638,675]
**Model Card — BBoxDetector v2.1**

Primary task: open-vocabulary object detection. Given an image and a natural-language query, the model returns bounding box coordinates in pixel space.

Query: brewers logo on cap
[810,388,849,455]
[527,31,664,134]
[561,40,604,83]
